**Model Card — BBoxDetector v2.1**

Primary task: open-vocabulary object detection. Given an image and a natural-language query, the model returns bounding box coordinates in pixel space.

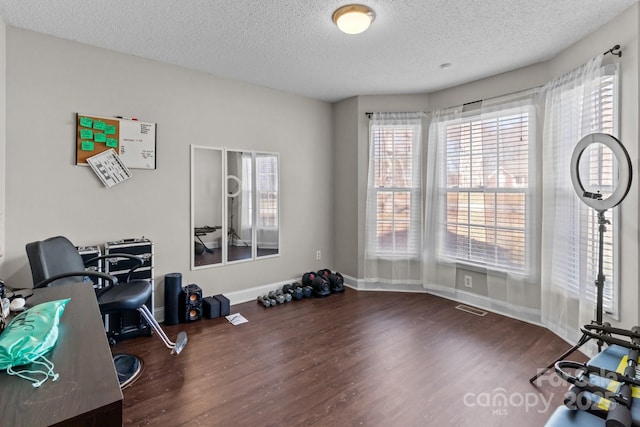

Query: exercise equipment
[311,275,331,297]
[276,289,292,303]
[282,284,303,300]
[292,282,312,298]
[546,325,640,427]
[268,290,285,304]
[257,295,271,308]
[532,133,632,384]
[301,272,316,288]
[328,272,345,293]
[316,268,332,279]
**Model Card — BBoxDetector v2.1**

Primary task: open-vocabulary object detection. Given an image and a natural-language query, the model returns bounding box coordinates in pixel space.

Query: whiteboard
[76,113,157,170]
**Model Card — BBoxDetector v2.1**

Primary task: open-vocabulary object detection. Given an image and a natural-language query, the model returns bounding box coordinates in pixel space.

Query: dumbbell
[312,275,331,297]
[277,289,292,302]
[257,295,271,308]
[290,282,311,298]
[328,272,345,293]
[301,272,316,288]
[283,284,303,300]
[317,268,332,279]
[293,281,312,298]
[268,290,285,304]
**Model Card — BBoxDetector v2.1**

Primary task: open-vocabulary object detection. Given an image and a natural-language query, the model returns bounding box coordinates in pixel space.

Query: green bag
[0,298,70,387]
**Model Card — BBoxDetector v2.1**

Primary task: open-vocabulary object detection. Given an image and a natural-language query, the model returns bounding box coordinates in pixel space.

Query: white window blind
[440,105,534,274]
[369,117,422,257]
[547,68,619,315]
[256,154,278,229]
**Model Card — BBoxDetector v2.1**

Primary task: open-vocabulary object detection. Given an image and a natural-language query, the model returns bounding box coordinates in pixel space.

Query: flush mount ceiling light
[332,4,375,35]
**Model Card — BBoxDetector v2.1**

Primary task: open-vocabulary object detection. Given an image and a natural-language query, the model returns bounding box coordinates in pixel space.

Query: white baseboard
[426,287,542,326]
[221,279,301,306]
[153,273,541,329]
[342,274,541,326]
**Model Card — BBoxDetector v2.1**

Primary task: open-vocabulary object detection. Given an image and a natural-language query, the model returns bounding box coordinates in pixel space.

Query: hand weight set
[257,271,344,309]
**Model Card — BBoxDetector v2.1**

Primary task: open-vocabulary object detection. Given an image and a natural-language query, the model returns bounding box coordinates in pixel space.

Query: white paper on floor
[225,313,248,325]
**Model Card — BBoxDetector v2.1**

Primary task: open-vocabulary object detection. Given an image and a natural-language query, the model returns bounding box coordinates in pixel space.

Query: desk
[0,283,123,426]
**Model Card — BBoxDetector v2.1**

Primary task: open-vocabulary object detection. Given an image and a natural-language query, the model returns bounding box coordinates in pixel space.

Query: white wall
[1,28,334,309]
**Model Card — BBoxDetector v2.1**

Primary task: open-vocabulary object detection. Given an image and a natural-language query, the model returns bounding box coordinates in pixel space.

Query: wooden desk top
[0,283,123,427]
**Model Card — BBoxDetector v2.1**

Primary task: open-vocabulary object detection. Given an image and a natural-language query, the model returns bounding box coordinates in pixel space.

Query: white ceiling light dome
[332,4,376,35]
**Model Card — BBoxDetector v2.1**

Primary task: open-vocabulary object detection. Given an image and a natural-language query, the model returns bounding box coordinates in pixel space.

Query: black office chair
[25,236,187,387]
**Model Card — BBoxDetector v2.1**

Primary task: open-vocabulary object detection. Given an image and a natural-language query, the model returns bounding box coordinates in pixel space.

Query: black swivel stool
[25,236,188,388]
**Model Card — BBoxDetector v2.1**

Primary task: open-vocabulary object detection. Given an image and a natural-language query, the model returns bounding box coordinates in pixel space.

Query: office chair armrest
[85,253,145,283]
[34,271,117,288]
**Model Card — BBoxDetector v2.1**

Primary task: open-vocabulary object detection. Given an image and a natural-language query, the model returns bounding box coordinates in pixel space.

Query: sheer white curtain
[239,153,253,244]
[539,55,619,351]
[364,112,424,287]
[423,106,462,293]
[424,92,539,314]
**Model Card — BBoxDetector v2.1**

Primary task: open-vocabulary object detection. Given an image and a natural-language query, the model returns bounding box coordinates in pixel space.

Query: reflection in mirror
[256,153,279,257]
[227,151,254,262]
[191,147,280,270]
[192,146,224,267]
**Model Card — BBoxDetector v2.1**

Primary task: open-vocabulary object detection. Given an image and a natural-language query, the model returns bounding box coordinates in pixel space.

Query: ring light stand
[226,175,247,247]
[530,133,632,384]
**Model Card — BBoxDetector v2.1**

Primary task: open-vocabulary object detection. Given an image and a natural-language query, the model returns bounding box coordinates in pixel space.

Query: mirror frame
[190,145,279,270]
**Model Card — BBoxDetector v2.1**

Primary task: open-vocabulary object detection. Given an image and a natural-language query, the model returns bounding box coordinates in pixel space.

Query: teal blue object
[0,298,70,387]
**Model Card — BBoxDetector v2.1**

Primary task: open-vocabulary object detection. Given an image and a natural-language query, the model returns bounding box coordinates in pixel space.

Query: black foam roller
[164,272,182,326]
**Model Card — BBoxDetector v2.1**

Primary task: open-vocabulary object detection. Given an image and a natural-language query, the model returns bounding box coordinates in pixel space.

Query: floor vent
[455,304,487,317]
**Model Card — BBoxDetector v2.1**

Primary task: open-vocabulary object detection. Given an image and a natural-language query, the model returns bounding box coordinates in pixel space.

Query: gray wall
[331,96,358,277]
[1,28,334,308]
[0,16,5,269]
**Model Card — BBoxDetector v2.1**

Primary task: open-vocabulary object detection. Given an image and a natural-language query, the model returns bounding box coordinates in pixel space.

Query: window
[369,117,422,256]
[439,104,534,274]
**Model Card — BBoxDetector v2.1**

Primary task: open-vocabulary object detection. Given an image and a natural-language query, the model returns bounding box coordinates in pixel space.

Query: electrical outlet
[316,250,321,260]
[464,275,472,288]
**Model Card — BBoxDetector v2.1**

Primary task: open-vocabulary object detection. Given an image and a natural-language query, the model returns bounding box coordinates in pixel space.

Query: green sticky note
[106,139,118,148]
[81,140,94,151]
[79,117,93,128]
[94,133,106,143]
[105,125,116,135]
[93,120,106,130]
[80,129,93,139]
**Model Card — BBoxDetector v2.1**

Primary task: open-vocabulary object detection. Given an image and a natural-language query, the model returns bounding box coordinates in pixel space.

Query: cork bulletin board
[75,113,157,169]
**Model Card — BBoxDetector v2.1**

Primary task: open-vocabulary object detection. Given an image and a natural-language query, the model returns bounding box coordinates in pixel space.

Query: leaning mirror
[255,153,279,258]
[191,147,279,269]
[191,146,224,268]
[226,150,254,263]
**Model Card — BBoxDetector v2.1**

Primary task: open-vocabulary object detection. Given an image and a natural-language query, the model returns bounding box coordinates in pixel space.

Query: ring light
[570,133,632,211]
[226,175,242,198]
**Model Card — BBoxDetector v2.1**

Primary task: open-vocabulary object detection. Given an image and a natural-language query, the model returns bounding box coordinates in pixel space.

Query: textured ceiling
[0,0,636,102]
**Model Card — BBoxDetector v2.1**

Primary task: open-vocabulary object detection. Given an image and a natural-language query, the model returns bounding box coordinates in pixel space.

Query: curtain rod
[604,44,621,57]
[365,111,426,118]
[366,44,622,118]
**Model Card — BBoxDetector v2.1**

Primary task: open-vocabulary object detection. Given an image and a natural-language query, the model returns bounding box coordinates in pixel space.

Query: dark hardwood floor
[114,288,588,426]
